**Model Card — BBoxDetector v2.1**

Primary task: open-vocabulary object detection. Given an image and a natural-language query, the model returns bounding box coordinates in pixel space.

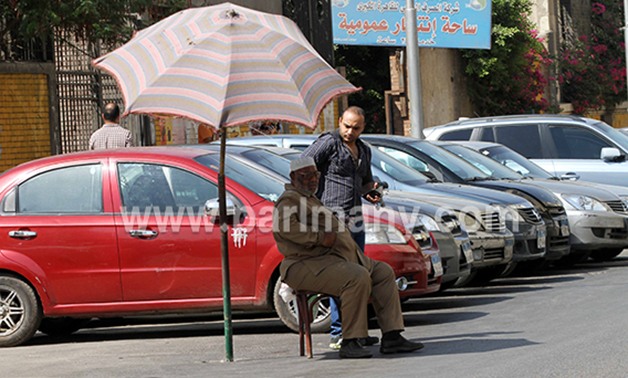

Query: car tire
[272,278,331,334]
[589,248,623,262]
[38,317,90,337]
[0,276,42,347]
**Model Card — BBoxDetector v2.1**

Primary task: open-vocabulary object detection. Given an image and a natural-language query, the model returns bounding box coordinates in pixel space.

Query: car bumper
[430,231,472,286]
[543,214,571,260]
[509,221,547,262]
[364,244,438,298]
[567,211,628,250]
[467,230,514,268]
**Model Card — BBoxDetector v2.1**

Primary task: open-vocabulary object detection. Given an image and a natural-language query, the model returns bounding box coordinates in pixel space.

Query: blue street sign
[331,0,492,49]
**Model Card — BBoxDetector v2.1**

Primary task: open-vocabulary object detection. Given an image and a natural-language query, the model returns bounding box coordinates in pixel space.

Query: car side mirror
[204,198,241,224]
[600,147,625,162]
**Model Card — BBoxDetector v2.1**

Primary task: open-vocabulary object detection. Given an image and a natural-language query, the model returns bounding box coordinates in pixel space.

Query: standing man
[89,102,133,149]
[301,106,381,349]
[273,157,424,358]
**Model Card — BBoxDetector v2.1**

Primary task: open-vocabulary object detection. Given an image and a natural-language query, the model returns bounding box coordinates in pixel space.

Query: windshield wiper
[465,176,492,182]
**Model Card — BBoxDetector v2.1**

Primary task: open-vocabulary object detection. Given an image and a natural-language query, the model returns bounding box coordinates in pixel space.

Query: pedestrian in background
[301,106,382,350]
[89,102,133,149]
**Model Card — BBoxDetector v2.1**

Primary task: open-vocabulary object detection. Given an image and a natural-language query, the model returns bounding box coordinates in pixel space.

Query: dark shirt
[301,130,373,222]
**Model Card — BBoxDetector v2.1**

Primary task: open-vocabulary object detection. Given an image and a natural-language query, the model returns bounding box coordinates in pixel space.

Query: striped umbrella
[92,2,360,128]
[92,2,360,362]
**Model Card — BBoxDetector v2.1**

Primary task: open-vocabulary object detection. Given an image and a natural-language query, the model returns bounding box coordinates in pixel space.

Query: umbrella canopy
[92,2,360,129]
[92,2,360,362]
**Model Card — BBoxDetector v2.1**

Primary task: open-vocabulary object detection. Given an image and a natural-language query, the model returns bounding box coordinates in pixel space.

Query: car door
[112,160,258,302]
[543,124,628,185]
[0,162,122,305]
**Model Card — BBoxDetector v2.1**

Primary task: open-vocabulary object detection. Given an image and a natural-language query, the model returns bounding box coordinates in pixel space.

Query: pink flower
[591,3,606,15]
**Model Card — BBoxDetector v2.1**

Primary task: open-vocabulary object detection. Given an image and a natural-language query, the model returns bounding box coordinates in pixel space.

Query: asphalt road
[3,252,628,378]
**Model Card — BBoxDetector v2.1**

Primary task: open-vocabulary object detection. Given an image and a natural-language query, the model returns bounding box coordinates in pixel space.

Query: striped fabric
[92,3,360,129]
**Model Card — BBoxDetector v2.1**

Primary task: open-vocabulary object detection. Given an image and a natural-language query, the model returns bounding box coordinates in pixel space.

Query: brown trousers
[283,256,404,340]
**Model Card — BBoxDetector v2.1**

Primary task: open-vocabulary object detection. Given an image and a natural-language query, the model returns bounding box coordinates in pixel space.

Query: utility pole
[405,0,424,139]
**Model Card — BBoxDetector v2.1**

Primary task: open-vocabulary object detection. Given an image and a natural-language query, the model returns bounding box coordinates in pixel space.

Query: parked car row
[0,146,441,347]
[2,116,626,348]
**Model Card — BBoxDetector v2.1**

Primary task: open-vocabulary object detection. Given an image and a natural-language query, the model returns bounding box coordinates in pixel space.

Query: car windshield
[406,140,491,181]
[240,149,292,180]
[591,121,628,151]
[195,153,286,202]
[370,148,430,185]
[480,145,554,179]
[441,144,524,180]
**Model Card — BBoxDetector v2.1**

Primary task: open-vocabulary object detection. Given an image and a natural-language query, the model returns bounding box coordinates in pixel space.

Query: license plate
[560,224,570,237]
[431,254,443,277]
[461,240,473,263]
[537,229,546,250]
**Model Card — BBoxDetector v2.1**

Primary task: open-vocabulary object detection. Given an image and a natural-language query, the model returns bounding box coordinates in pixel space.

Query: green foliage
[1,0,186,58]
[461,0,551,116]
[559,1,626,115]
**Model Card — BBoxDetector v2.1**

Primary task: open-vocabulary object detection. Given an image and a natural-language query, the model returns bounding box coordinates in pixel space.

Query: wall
[0,63,59,172]
[387,48,473,134]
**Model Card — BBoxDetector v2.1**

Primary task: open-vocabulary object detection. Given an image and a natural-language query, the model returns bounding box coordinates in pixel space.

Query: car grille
[547,206,567,217]
[604,200,628,214]
[440,213,462,235]
[483,247,505,260]
[411,225,432,249]
[481,212,506,233]
[518,207,543,224]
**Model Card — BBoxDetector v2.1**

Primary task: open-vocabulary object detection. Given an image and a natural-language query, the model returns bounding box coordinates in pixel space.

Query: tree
[559,1,626,115]
[460,0,552,116]
[1,0,186,60]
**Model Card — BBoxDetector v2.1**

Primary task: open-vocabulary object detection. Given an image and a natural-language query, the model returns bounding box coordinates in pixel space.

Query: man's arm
[301,133,332,169]
[274,195,336,248]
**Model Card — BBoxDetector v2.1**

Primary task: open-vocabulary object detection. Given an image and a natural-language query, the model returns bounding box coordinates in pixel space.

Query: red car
[0,147,436,347]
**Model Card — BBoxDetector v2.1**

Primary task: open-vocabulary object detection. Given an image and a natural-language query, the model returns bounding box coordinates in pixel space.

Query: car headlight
[365,223,407,244]
[561,194,609,211]
[417,213,441,232]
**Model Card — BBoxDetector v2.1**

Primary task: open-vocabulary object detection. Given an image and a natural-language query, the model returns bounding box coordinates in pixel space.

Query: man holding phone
[301,106,382,349]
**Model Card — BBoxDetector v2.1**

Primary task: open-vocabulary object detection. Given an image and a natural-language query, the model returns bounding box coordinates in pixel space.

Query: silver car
[454,141,628,262]
[424,114,628,186]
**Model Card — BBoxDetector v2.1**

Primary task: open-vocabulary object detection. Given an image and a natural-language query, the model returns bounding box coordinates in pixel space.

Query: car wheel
[38,317,90,337]
[272,278,331,333]
[589,248,623,262]
[0,276,42,347]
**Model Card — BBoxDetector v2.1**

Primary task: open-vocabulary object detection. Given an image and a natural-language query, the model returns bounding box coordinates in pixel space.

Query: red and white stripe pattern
[93,2,360,129]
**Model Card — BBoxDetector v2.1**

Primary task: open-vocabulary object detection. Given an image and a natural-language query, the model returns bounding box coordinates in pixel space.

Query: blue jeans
[330,228,366,339]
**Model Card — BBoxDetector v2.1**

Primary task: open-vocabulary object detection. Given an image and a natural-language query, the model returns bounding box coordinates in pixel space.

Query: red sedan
[0,147,434,347]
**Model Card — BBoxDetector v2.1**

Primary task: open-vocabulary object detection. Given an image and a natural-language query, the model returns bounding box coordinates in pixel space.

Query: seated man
[273,156,424,359]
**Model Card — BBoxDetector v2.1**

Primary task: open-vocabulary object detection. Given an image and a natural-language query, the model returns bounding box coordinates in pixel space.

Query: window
[118,163,220,214]
[548,126,613,159]
[196,154,286,202]
[494,125,543,158]
[478,127,495,142]
[11,164,102,214]
[439,129,473,141]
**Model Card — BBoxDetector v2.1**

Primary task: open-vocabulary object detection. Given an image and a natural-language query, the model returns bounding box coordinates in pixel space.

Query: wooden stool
[295,290,327,358]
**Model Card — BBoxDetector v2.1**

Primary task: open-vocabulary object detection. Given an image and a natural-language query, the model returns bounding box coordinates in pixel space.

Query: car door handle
[9,230,37,239]
[129,229,158,239]
[560,172,580,181]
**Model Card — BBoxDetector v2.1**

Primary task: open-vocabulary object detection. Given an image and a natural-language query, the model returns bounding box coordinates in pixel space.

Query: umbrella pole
[218,129,234,362]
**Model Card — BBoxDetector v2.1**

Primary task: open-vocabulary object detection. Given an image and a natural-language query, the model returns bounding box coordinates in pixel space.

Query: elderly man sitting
[273,156,424,359]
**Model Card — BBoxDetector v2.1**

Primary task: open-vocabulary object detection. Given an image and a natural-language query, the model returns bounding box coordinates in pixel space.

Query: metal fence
[54,29,143,153]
